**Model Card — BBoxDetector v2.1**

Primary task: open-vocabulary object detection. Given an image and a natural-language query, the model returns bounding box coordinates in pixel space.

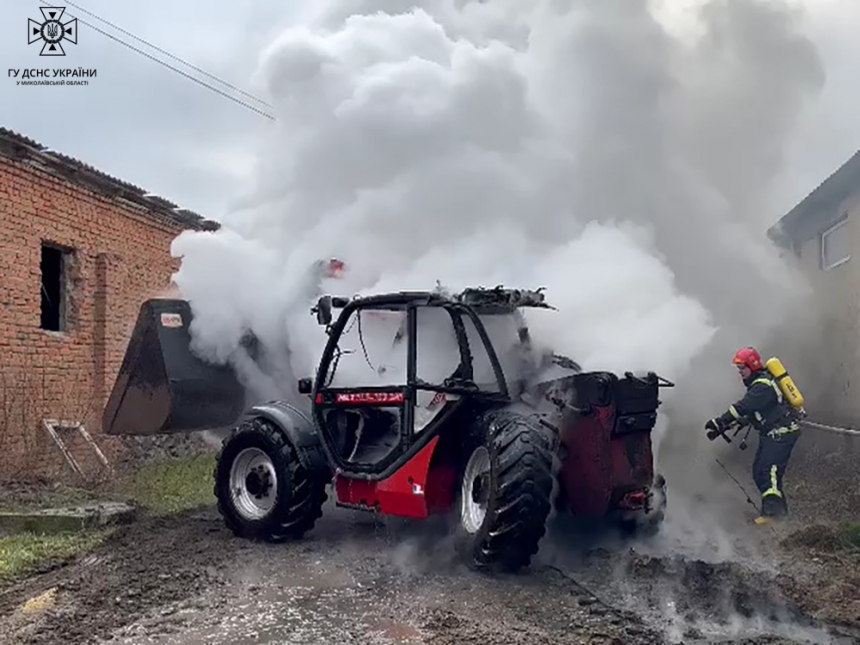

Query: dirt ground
[0,429,858,645]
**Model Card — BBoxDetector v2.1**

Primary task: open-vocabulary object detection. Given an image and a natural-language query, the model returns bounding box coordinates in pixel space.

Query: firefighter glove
[705,418,723,441]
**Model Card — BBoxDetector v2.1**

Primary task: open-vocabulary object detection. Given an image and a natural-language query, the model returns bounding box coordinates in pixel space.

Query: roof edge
[0,126,221,232]
[768,149,860,243]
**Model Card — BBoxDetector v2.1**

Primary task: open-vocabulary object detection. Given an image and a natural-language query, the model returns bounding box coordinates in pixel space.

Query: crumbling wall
[0,154,189,480]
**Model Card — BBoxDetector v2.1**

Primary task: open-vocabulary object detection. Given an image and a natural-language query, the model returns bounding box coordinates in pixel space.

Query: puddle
[102,554,423,645]
[364,620,424,643]
[152,584,420,645]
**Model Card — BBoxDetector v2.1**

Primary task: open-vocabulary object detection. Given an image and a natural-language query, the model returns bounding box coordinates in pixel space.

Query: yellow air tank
[765,357,805,412]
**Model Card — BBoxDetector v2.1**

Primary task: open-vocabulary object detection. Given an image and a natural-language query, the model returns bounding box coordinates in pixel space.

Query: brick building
[0,127,219,480]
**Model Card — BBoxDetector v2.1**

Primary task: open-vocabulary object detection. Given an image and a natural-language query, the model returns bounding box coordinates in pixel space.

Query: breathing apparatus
[706,351,806,446]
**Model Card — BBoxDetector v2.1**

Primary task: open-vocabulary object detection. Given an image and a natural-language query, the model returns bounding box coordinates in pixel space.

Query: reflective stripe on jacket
[718,371,799,436]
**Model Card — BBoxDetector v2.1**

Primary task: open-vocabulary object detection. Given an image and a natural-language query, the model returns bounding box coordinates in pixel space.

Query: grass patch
[0,453,218,586]
[784,522,860,553]
[0,483,106,514]
[120,453,217,515]
[839,522,860,550]
[0,453,216,584]
[0,529,112,583]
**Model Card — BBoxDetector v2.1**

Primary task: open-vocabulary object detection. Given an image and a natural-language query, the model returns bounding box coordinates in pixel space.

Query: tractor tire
[214,416,327,542]
[619,473,667,538]
[455,410,558,573]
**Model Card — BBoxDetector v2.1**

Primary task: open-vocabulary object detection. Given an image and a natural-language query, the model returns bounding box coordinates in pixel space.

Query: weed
[119,453,216,515]
[840,522,860,550]
[0,483,104,514]
[0,529,111,583]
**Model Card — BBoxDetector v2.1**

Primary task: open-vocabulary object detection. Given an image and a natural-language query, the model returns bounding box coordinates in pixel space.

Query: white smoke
[170,0,824,489]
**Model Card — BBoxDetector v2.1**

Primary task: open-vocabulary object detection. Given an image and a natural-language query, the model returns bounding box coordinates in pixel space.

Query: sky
[0,0,858,227]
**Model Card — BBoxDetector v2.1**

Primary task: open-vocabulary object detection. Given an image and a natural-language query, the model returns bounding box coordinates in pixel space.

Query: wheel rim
[229,447,278,520]
[461,446,491,534]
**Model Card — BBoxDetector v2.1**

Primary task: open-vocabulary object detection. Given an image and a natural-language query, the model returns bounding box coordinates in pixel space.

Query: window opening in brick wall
[40,243,71,331]
[820,215,850,271]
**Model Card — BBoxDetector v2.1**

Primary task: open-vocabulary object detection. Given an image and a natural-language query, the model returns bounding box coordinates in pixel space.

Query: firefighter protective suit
[705,347,801,523]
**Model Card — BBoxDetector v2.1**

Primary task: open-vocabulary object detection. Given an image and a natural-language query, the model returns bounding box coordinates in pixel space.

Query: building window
[820,215,850,270]
[40,243,72,331]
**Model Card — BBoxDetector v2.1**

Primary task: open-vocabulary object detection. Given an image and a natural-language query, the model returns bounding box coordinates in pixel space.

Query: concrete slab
[0,502,138,535]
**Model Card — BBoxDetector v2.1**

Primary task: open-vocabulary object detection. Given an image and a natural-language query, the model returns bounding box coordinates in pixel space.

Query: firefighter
[704,347,801,525]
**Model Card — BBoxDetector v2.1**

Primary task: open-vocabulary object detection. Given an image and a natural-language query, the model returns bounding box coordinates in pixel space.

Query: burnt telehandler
[104,286,673,571]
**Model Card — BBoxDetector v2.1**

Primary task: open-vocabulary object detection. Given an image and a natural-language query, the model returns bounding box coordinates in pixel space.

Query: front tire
[455,410,558,572]
[214,416,327,541]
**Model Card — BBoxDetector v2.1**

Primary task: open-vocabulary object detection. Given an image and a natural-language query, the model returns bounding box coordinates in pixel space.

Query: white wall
[788,190,860,426]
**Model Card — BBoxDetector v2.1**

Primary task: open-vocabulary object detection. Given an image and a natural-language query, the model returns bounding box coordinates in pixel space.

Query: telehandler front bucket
[102,299,247,436]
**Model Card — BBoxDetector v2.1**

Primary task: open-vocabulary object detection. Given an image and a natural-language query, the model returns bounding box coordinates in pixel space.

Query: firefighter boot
[755,493,788,525]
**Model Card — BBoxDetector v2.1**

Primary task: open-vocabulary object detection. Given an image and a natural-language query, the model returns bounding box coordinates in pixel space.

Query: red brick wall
[0,154,191,478]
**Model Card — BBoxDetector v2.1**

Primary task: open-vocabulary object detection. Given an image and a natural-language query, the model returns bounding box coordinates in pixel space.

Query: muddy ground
[1,434,858,645]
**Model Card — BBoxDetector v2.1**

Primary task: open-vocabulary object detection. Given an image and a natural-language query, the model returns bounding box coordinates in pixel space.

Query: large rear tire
[214,416,327,541]
[455,410,558,572]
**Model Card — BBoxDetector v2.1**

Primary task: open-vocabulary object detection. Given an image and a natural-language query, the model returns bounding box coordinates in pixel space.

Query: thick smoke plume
[171,0,825,543]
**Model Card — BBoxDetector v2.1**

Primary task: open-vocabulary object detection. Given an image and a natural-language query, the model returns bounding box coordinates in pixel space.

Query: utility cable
[541,563,643,627]
[35,2,275,121]
[48,0,272,108]
[715,458,759,513]
[715,458,779,537]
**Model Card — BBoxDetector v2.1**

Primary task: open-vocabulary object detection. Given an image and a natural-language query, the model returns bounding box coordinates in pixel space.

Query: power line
[52,0,272,109]
[35,2,276,122]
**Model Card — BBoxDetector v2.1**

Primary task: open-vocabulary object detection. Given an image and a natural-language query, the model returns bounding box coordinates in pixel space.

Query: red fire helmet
[732,347,763,371]
[324,258,346,279]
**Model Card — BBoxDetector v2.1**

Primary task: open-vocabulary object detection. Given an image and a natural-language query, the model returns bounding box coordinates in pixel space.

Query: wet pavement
[1,489,858,645]
[87,500,857,645]
[92,506,665,645]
